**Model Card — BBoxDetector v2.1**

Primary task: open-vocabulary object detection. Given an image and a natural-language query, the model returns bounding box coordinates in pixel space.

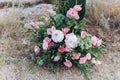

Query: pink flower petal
[72,53,81,60]
[62,28,70,36]
[34,45,40,55]
[91,36,98,46]
[73,5,82,11]
[86,53,91,60]
[48,42,54,48]
[58,46,66,53]
[43,37,51,44]
[64,60,72,68]
[74,14,80,20]
[47,28,52,35]
[81,31,87,38]
[66,8,79,20]
[42,41,48,50]
[54,56,60,62]
[79,57,87,64]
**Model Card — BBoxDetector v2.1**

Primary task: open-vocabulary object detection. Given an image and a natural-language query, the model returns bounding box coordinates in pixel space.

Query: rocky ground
[0,0,120,80]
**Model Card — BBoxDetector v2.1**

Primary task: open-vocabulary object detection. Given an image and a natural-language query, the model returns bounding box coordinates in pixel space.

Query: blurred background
[0,0,120,80]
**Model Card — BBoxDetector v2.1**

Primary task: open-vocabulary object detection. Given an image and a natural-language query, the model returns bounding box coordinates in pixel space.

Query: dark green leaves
[88,47,99,57]
[55,14,66,27]
[36,57,44,66]
[57,0,69,15]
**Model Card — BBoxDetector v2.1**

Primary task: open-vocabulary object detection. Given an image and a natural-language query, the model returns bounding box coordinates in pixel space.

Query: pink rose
[42,41,48,50]
[72,53,81,60]
[62,28,70,36]
[86,53,91,60]
[34,45,40,55]
[66,8,73,18]
[91,36,98,46]
[81,31,87,38]
[58,46,66,53]
[48,42,54,48]
[79,57,87,64]
[66,8,79,20]
[54,56,60,62]
[73,5,82,11]
[47,28,52,35]
[63,60,72,68]
[97,39,102,47]
[43,37,51,44]
[74,14,80,20]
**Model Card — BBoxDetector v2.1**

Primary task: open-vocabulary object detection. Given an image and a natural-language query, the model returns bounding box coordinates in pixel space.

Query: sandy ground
[0,2,120,80]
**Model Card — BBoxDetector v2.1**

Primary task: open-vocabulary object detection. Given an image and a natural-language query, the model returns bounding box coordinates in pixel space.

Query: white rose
[65,33,78,48]
[52,30,64,43]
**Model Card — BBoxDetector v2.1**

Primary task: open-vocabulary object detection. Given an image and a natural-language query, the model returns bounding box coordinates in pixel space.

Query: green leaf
[50,16,56,25]
[57,0,69,15]
[36,57,44,66]
[55,14,65,27]
[88,48,99,57]
[56,52,61,56]
[73,61,91,80]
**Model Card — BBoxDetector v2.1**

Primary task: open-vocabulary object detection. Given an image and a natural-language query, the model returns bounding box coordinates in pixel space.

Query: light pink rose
[34,45,40,55]
[74,14,80,20]
[66,8,79,20]
[63,60,72,68]
[42,41,48,50]
[97,39,102,47]
[54,56,60,62]
[81,31,87,38]
[86,53,91,60]
[62,28,70,36]
[79,57,87,64]
[73,5,82,11]
[91,36,98,46]
[66,8,73,18]
[43,37,51,44]
[72,53,81,60]
[47,28,52,35]
[52,30,64,43]
[58,46,66,53]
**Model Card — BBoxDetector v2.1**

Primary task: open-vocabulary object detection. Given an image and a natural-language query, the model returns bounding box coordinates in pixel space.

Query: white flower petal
[52,30,64,43]
[65,33,78,48]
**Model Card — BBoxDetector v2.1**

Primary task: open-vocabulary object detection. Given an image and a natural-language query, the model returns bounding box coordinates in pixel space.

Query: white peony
[65,33,78,49]
[52,30,64,43]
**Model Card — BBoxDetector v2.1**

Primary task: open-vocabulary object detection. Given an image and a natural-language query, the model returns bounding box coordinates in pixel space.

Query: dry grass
[0,8,21,38]
[0,8,25,56]
[86,0,120,25]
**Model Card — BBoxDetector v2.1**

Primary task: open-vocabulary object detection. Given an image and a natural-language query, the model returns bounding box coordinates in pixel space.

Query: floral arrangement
[25,1,105,80]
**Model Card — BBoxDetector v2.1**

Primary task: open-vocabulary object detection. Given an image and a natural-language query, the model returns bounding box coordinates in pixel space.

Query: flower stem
[76,0,78,5]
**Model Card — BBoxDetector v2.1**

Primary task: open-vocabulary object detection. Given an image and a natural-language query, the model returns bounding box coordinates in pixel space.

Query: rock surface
[0,0,52,8]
